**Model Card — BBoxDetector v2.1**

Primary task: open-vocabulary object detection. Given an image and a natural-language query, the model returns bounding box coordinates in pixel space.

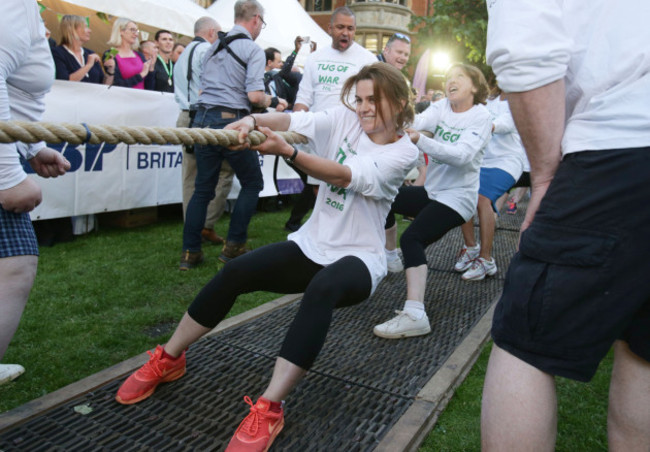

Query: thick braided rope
[0,120,308,147]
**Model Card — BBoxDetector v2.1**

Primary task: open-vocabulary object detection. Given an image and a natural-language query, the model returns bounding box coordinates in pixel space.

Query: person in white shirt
[285,6,377,232]
[482,1,650,450]
[453,88,525,281]
[114,63,418,451]
[0,0,70,385]
[374,63,492,339]
[293,7,377,114]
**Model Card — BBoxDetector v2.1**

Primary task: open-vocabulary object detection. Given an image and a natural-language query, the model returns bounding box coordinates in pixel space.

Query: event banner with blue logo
[26,81,301,221]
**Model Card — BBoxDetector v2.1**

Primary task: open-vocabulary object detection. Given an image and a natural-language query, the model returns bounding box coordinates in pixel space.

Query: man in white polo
[285,6,377,231]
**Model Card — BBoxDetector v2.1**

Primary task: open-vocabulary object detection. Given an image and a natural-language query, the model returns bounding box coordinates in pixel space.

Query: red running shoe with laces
[226,396,285,452]
[115,345,186,405]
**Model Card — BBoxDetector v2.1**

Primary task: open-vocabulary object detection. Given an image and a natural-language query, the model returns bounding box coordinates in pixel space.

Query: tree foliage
[410,0,489,74]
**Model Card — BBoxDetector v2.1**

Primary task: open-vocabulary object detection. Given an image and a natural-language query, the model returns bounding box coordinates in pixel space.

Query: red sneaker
[115,345,186,405]
[225,396,285,452]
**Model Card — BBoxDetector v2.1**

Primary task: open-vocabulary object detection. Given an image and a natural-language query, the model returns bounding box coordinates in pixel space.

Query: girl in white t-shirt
[115,63,418,451]
[374,63,492,339]
[454,88,526,281]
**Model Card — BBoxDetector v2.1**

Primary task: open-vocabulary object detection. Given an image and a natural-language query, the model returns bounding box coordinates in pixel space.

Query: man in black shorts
[482,1,650,450]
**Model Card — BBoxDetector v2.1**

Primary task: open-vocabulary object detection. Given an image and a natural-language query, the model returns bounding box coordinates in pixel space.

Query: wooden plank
[373,300,497,452]
[0,293,302,433]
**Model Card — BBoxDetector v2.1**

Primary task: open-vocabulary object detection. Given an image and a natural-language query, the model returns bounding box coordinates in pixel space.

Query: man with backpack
[179,0,287,269]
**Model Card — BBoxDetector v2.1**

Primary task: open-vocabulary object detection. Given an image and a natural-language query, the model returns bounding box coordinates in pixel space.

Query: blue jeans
[182,106,263,251]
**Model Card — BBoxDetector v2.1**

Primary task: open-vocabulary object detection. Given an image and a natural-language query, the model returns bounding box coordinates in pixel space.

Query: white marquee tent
[40,0,215,52]
[40,0,330,60]
[207,0,331,58]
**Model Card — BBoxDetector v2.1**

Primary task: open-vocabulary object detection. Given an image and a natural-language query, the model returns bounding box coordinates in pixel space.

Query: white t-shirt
[413,99,492,221]
[288,106,419,293]
[483,97,525,181]
[295,43,377,112]
[487,0,650,155]
[0,0,54,190]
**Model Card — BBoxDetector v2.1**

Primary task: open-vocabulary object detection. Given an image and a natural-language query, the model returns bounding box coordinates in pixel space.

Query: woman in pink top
[103,18,154,89]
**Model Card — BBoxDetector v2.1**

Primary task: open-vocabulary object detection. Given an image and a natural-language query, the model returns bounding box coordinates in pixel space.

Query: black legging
[385,186,465,268]
[187,241,372,370]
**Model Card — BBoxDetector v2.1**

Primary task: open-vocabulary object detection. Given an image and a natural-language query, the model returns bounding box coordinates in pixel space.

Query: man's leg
[179,111,234,232]
[204,161,234,230]
[608,340,650,451]
[178,110,195,221]
[222,148,263,244]
[481,344,557,452]
[182,109,232,253]
[0,255,37,359]
[181,148,198,220]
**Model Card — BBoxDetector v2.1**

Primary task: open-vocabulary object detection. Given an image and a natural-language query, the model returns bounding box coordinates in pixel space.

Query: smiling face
[329,13,356,52]
[121,22,139,46]
[355,79,398,144]
[445,66,477,112]
[383,40,410,70]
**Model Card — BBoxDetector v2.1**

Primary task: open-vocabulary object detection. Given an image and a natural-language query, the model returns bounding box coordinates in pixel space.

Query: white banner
[26,81,301,221]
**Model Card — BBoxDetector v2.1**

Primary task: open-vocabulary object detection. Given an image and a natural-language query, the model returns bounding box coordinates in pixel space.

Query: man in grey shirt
[180,0,284,269]
[174,16,234,247]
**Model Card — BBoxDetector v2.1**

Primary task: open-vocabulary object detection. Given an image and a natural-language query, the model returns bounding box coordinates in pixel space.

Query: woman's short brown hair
[59,15,86,48]
[446,63,489,105]
[341,62,415,132]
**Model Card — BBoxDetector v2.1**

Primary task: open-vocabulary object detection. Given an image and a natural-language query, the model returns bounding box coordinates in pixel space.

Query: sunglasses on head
[391,32,411,44]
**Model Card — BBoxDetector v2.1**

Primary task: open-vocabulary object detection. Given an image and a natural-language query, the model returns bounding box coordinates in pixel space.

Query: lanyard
[157,55,173,85]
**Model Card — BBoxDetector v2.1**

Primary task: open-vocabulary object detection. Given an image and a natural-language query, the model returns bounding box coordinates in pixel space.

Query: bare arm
[0,177,41,213]
[68,53,101,82]
[255,126,351,187]
[507,79,565,232]
[226,115,350,187]
[226,113,291,140]
[248,90,272,108]
[292,103,309,112]
[28,147,71,178]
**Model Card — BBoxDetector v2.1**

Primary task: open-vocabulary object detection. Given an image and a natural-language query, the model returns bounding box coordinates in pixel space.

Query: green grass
[420,342,612,451]
[0,202,296,412]
[1,201,611,452]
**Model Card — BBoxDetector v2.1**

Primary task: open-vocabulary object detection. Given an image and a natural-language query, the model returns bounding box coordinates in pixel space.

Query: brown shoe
[218,241,249,263]
[179,250,204,270]
[201,228,225,245]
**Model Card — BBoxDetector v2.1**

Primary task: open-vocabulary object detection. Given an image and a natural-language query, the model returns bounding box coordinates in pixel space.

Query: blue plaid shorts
[0,206,39,258]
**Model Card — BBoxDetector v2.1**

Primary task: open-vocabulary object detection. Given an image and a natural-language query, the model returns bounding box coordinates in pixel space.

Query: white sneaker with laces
[454,245,480,272]
[462,257,497,281]
[373,310,431,339]
[386,251,404,273]
[0,364,25,385]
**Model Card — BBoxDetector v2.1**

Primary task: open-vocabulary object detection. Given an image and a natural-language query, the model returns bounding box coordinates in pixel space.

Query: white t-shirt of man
[413,98,492,221]
[0,0,54,190]
[483,97,525,181]
[295,42,377,112]
[288,106,418,293]
[487,0,650,155]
